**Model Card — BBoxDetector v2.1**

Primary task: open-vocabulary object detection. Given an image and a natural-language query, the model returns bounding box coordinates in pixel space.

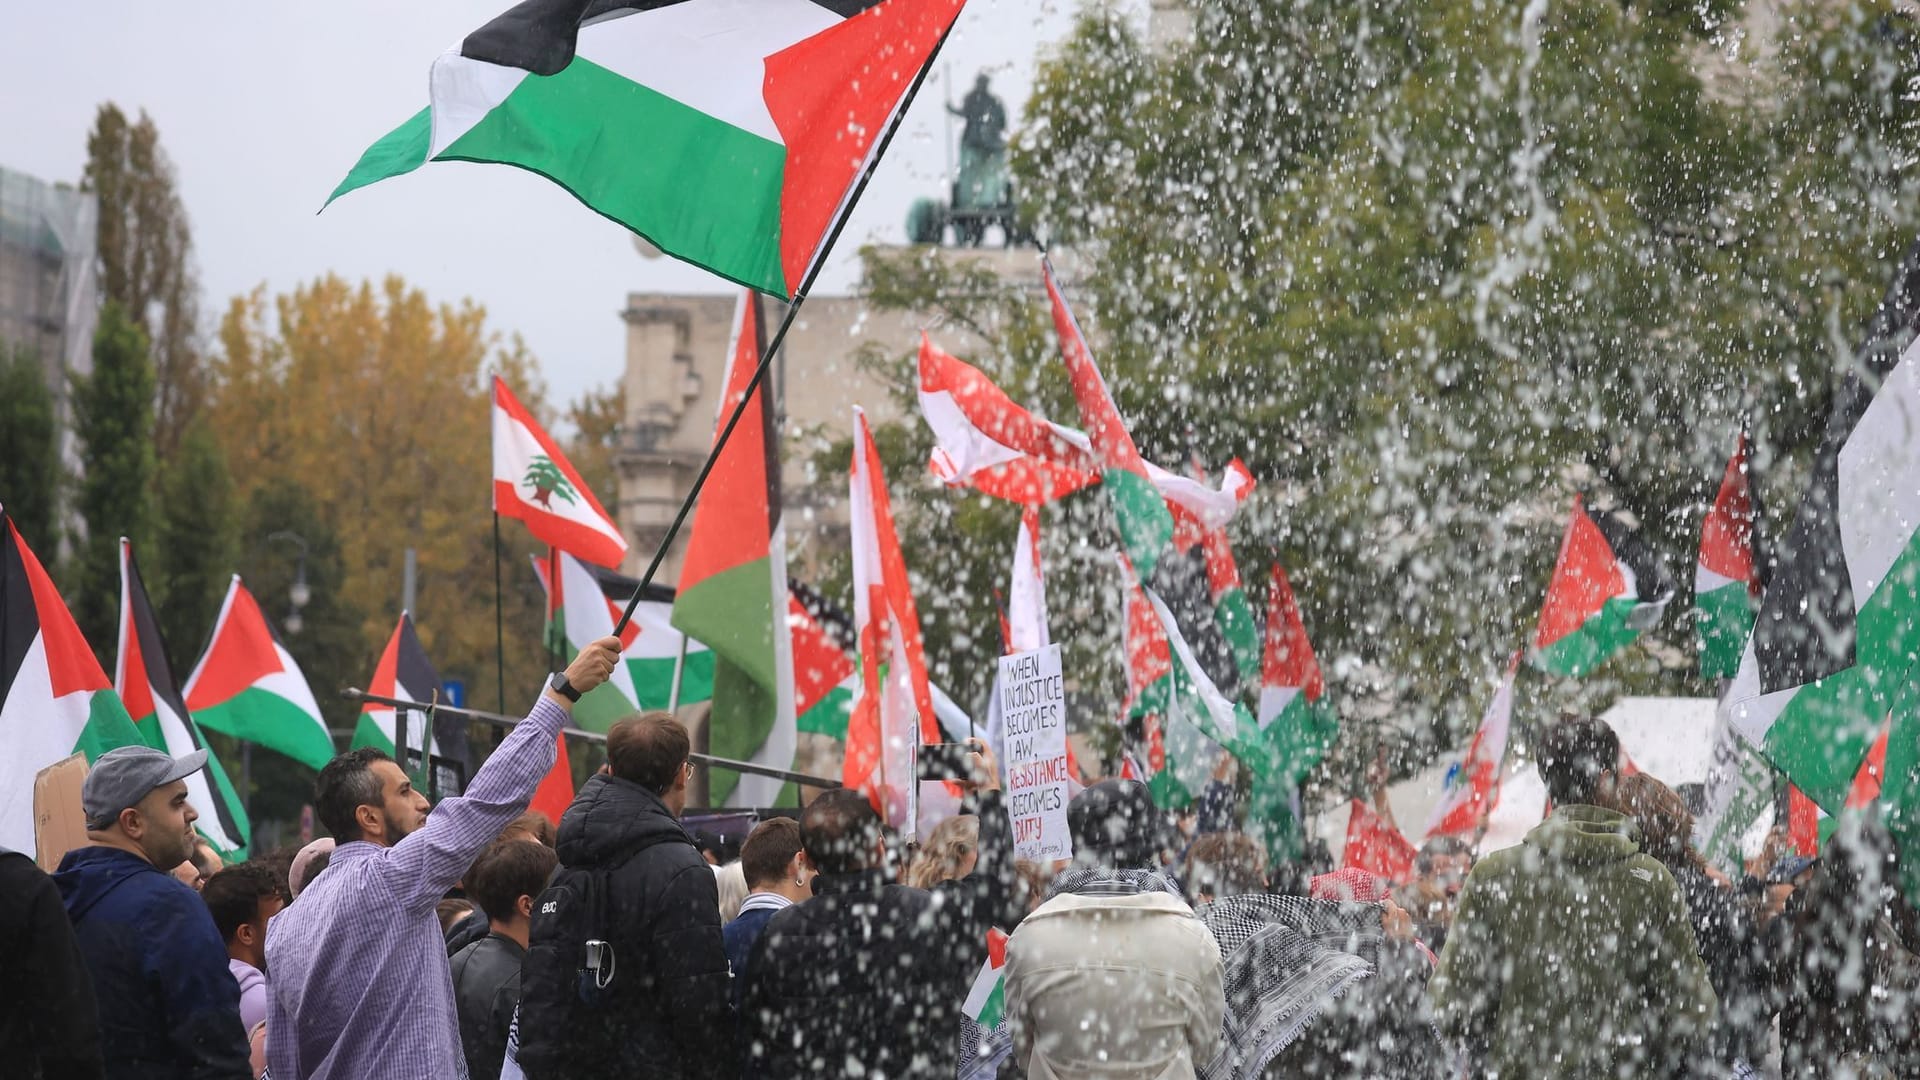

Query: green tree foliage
[835,0,1920,790]
[153,423,237,664]
[0,344,60,552]
[84,103,204,459]
[70,302,155,657]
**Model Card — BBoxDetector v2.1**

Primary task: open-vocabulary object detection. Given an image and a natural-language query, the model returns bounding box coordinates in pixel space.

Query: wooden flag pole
[611,20,962,637]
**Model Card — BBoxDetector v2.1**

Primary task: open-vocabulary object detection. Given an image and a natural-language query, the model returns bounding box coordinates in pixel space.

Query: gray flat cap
[82,745,206,830]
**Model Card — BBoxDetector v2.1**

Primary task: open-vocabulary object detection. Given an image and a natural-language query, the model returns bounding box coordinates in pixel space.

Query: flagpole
[493,512,506,713]
[667,632,690,714]
[612,21,963,638]
[547,545,562,673]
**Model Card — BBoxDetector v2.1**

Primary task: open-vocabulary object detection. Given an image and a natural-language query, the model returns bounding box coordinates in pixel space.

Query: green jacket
[1428,805,1716,1079]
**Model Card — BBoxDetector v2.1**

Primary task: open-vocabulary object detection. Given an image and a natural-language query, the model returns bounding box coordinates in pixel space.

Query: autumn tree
[208,275,552,727]
[0,344,59,552]
[567,383,626,508]
[83,103,204,459]
[70,302,156,654]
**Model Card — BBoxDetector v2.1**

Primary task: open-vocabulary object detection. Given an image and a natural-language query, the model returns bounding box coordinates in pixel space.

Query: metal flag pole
[667,632,691,714]
[610,20,962,638]
[492,512,507,713]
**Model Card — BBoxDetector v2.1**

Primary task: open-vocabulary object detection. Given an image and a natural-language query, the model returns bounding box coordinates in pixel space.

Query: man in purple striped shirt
[265,638,621,1080]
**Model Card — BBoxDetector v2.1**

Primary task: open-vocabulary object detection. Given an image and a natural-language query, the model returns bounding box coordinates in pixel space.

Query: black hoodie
[517,773,736,1080]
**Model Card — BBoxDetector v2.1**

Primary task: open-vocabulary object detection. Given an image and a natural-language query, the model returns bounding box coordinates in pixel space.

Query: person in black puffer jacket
[742,741,1016,1078]
[516,712,736,1080]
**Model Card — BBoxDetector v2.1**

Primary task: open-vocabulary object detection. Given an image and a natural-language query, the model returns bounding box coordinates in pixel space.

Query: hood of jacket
[556,773,693,867]
[53,845,169,924]
[1524,804,1642,865]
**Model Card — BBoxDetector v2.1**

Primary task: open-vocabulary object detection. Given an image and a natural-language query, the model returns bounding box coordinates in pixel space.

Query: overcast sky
[0,1,1131,408]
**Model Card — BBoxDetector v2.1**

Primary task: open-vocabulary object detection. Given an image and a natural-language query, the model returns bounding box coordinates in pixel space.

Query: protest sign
[998,643,1071,861]
[34,753,89,872]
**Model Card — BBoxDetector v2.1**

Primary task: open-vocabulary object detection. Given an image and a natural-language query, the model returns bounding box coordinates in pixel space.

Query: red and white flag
[1425,654,1519,838]
[844,407,943,830]
[492,376,628,569]
[1343,798,1416,882]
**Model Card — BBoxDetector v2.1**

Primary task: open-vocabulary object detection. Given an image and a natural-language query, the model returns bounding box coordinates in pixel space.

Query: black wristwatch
[548,671,582,702]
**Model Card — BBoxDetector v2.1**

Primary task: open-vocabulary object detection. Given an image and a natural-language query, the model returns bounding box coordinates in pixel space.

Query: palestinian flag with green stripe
[1529,495,1675,677]
[352,612,469,781]
[184,577,335,772]
[1696,431,1762,679]
[1116,553,1243,810]
[533,551,715,731]
[1727,239,1920,832]
[117,539,249,857]
[790,581,856,739]
[1243,563,1339,866]
[329,0,967,297]
[1,508,144,854]
[673,291,795,807]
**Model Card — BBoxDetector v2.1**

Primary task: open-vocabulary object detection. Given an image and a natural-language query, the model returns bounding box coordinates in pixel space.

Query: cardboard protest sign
[33,753,88,872]
[998,644,1071,861]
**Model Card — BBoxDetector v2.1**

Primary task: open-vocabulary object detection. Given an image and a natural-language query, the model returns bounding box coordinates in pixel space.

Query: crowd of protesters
[5,637,1920,1078]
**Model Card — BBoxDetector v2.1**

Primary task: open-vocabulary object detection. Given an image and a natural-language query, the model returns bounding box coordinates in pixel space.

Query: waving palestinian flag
[1727,238,1920,820]
[184,577,335,772]
[353,612,467,779]
[1242,563,1339,864]
[1115,552,1243,810]
[1697,431,1762,679]
[673,291,796,807]
[845,406,944,829]
[533,551,714,731]
[117,539,249,857]
[494,377,628,569]
[789,581,858,739]
[0,509,143,853]
[330,0,968,298]
[1424,655,1517,838]
[1529,495,1675,677]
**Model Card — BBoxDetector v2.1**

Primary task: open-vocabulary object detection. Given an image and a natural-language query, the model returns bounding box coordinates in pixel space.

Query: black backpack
[515,863,617,1077]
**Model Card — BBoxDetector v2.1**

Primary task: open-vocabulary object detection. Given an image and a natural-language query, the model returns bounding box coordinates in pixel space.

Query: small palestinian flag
[117,539,249,857]
[1424,655,1517,838]
[533,550,714,732]
[1116,553,1242,810]
[1198,509,1260,687]
[330,0,969,298]
[1726,238,1920,819]
[184,577,335,772]
[962,927,1011,1030]
[1529,495,1675,677]
[673,291,796,808]
[790,581,857,740]
[494,376,628,569]
[0,509,143,853]
[1697,431,1762,679]
[353,612,467,779]
[845,406,944,829]
[1243,563,1338,866]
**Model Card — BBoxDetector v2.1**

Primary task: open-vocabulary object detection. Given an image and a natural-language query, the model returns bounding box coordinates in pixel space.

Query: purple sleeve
[378,694,569,911]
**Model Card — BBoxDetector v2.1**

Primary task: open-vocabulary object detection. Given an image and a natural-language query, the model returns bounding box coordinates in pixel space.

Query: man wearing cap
[53,744,252,1079]
[264,637,622,1080]
[1003,778,1225,1080]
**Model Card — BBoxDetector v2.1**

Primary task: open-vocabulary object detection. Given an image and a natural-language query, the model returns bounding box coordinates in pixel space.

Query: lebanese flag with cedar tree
[493,376,628,569]
[0,509,144,854]
[1425,655,1518,838]
[330,0,969,299]
[845,406,943,828]
[1530,495,1675,677]
[117,539,250,856]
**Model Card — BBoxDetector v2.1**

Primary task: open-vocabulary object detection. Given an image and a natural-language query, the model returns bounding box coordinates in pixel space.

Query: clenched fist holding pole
[542,635,623,710]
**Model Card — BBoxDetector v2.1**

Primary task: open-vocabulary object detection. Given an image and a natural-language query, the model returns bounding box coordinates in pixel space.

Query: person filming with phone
[740,737,1019,1078]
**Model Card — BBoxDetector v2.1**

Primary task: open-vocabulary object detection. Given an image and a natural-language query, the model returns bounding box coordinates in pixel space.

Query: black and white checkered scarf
[1195,894,1377,1080]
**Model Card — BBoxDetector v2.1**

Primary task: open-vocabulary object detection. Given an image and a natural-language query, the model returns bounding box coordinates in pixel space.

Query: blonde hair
[714,860,748,922]
[905,815,979,889]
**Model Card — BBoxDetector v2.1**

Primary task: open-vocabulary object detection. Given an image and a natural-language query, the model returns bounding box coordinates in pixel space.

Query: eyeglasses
[684,761,695,779]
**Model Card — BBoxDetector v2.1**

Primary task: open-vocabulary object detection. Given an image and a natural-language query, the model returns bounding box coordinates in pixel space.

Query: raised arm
[380,639,620,911]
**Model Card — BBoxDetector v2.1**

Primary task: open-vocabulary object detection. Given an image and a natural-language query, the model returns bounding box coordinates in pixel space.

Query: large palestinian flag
[0,510,143,853]
[1529,495,1675,677]
[183,577,335,772]
[845,406,944,829]
[1424,655,1517,838]
[330,0,968,298]
[117,539,249,857]
[1697,430,1762,679]
[673,291,795,807]
[1727,238,1920,824]
[533,550,714,731]
[353,612,468,779]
